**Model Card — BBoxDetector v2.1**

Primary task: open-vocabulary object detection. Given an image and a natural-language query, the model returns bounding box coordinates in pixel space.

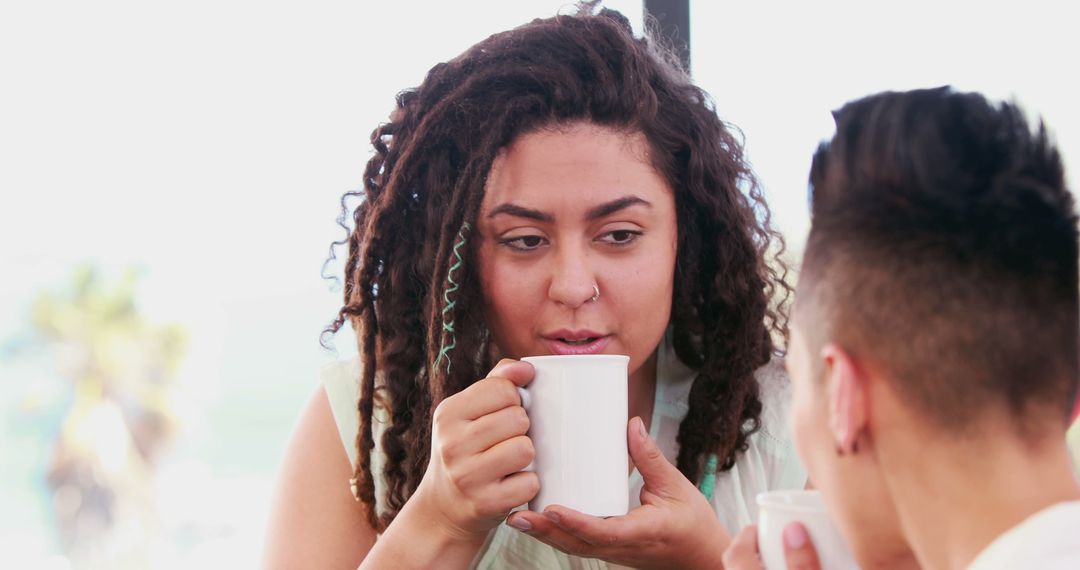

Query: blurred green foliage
[29,264,188,568]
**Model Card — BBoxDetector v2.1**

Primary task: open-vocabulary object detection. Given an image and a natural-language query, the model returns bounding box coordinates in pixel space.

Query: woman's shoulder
[320,355,364,467]
[751,355,794,448]
[319,354,394,517]
[706,355,806,529]
[321,355,363,387]
[747,354,807,489]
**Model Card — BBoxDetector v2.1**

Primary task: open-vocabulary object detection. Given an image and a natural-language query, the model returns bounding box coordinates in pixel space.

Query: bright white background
[693,0,1079,244]
[1,1,1076,566]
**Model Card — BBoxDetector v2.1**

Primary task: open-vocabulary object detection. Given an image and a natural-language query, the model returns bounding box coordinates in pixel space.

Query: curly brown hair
[325,6,791,531]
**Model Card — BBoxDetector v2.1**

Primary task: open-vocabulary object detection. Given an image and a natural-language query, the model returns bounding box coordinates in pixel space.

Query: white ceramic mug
[756,490,860,570]
[518,354,630,517]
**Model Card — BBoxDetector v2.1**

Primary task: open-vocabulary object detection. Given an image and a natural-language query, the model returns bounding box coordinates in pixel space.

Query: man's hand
[721,522,822,570]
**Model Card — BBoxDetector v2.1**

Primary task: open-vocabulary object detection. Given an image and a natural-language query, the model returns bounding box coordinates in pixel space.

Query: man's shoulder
[968,501,1080,570]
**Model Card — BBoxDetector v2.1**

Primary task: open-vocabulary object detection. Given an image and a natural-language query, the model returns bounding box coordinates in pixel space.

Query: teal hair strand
[433,222,471,375]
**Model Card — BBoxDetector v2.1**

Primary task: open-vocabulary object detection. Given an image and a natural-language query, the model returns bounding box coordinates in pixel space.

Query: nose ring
[590,284,600,303]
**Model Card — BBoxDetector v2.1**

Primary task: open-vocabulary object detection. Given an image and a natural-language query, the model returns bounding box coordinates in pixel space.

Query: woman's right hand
[411,358,539,541]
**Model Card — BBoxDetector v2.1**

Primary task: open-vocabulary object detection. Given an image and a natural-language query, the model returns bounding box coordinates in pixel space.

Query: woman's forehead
[480,124,668,213]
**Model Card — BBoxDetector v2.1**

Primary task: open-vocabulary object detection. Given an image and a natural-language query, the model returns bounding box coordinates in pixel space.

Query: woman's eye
[502,235,547,251]
[599,229,642,245]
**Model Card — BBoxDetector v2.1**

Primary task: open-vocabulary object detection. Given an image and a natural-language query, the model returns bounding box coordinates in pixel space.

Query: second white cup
[518,354,630,517]
[756,490,860,570]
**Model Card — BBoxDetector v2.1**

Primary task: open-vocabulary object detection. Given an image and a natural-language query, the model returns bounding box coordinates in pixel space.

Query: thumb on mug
[783,522,822,570]
[627,416,680,491]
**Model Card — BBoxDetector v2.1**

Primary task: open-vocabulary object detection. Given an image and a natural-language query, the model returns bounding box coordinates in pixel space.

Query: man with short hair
[725,86,1080,570]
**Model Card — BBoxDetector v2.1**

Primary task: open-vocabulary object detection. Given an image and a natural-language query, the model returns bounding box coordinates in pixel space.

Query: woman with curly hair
[263,5,805,569]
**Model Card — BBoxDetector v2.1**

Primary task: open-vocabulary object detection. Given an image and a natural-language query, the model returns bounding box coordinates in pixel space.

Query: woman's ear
[820,344,869,455]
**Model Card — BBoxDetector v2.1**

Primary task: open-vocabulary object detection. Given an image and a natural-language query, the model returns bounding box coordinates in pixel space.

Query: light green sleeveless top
[322,334,807,568]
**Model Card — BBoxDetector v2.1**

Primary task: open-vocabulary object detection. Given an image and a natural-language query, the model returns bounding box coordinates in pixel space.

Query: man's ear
[821,344,869,455]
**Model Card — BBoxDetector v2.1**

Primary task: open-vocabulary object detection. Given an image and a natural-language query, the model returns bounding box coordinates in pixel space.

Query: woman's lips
[544,335,611,355]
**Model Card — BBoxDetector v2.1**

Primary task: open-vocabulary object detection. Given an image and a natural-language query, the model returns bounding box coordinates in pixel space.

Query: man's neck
[882,426,1080,570]
[862,548,921,570]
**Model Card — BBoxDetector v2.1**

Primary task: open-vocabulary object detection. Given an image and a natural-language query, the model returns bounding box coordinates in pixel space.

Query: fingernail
[507,516,531,532]
[784,522,809,549]
[543,510,561,524]
[637,417,648,439]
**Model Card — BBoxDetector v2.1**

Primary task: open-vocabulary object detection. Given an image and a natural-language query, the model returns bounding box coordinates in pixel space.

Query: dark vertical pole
[644,0,691,74]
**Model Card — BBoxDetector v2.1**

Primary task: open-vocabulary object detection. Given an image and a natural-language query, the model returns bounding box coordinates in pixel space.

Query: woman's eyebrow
[487,203,554,222]
[585,196,651,220]
[486,195,651,223]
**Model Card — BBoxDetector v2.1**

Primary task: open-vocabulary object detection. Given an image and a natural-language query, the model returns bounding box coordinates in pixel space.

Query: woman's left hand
[506,416,731,570]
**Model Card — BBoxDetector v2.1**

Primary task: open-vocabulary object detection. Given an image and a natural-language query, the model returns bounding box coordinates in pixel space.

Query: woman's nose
[547,245,598,308]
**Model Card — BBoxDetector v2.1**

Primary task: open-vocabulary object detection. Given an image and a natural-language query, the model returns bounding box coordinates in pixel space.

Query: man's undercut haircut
[801,86,1078,437]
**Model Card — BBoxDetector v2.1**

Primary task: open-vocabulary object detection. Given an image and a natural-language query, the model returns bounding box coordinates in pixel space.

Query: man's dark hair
[800,86,1078,437]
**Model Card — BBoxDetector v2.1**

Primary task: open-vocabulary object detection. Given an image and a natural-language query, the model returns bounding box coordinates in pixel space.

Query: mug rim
[756,489,830,515]
[521,354,630,363]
